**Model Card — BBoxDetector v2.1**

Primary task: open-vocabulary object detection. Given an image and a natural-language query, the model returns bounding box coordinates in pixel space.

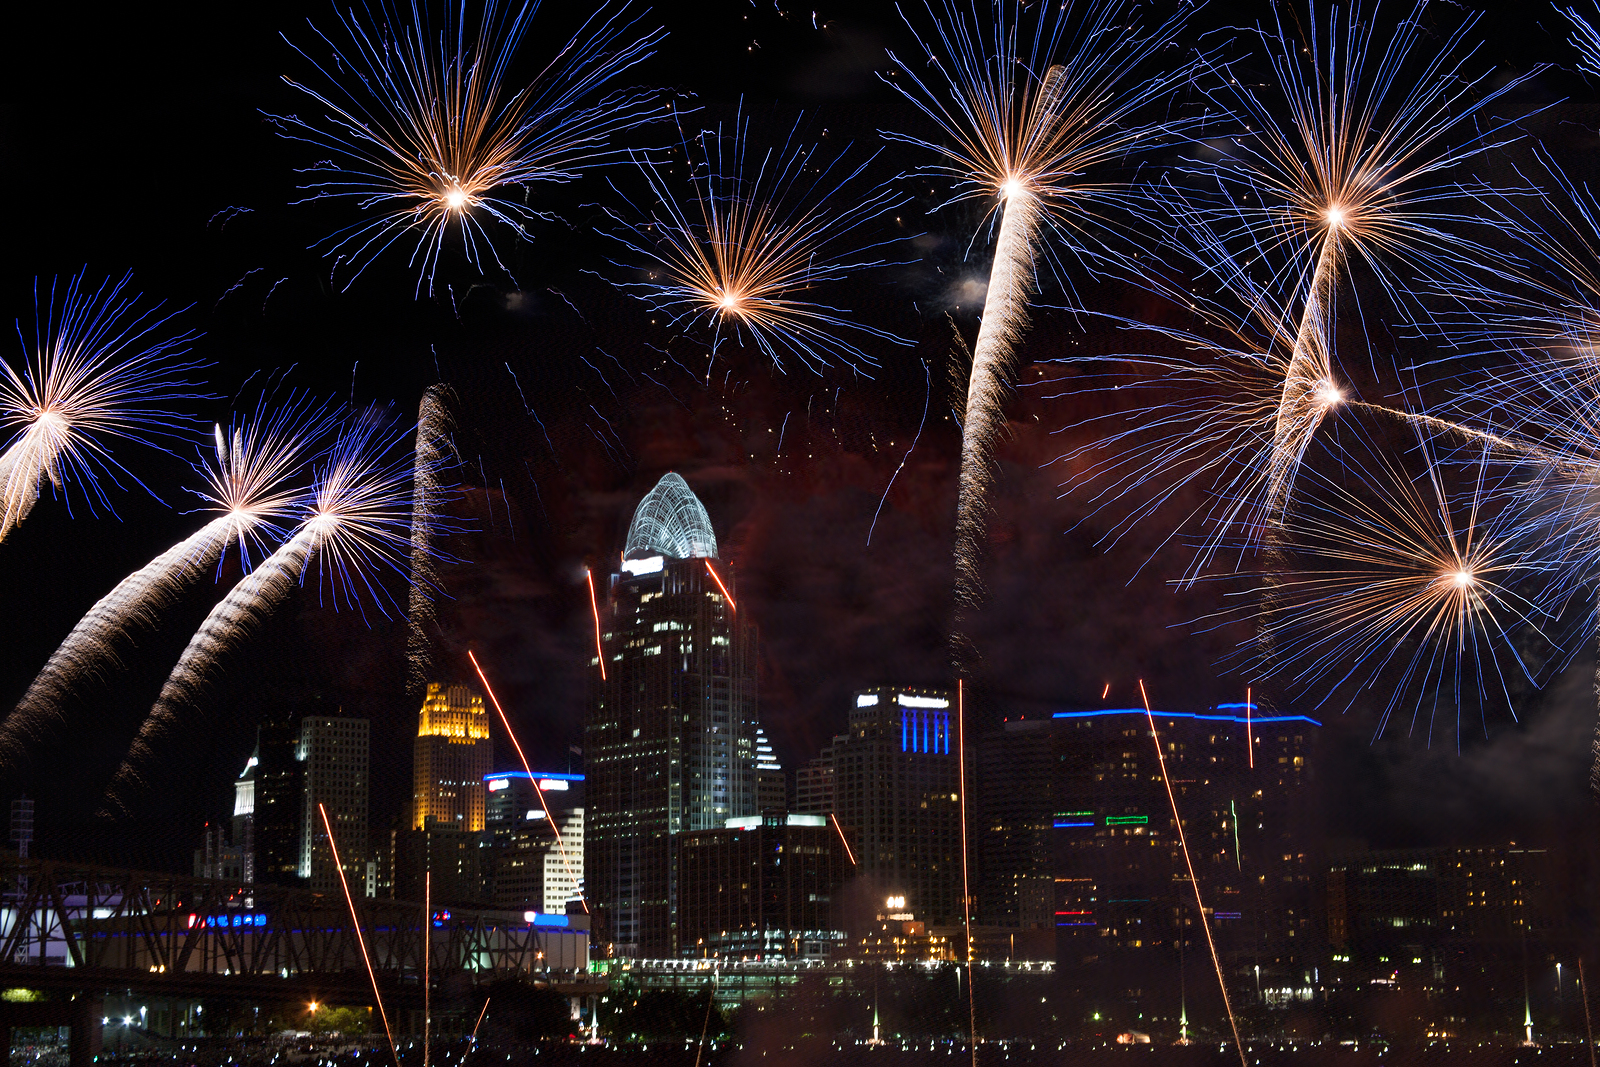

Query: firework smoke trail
[1139,680,1246,1067]
[882,0,1197,669]
[1,272,205,541]
[606,107,910,376]
[407,385,457,704]
[102,410,415,817]
[271,0,663,295]
[0,397,333,778]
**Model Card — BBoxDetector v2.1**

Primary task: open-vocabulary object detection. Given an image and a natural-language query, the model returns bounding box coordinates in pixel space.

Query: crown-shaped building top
[624,472,718,560]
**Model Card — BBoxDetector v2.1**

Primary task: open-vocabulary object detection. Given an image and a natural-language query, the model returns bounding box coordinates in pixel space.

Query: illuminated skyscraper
[585,473,763,958]
[298,714,369,895]
[412,682,494,831]
[828,685,961,927]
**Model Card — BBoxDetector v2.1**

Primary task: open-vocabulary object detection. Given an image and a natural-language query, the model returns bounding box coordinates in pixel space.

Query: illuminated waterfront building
[825,685,961,928]
[486,770,586,914]
[585,473,766,957]
[1052,704,1319,1011]
[412,683,493,831]
[677,811,851,960]
[975,717,1054,958]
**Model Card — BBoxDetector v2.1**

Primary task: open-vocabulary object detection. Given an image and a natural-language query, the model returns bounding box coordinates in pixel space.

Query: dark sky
[1,0,1595,870]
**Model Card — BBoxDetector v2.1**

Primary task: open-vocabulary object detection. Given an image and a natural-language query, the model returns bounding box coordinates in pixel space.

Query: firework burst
[0,395,335,778]
[0,272,204,541]
[608,109,910,376]
[102,407,417,817]
[1216,425,1553,745]
[883,0,1198,666]
[1183,0,1534,528]
[273,0,663,294]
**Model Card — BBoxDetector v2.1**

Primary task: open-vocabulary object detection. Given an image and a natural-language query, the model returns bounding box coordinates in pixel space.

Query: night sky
[1,0,1595,873]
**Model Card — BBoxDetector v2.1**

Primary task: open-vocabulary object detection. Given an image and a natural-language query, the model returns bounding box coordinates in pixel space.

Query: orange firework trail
[1138,681,1245,1066]
[704,559,735,611]
[470,997,491,1043]
[468,649,589,913]
[829,813,857,867]
[585,568,606,681]
[424,871,431,1067]
[317,803,397,1064]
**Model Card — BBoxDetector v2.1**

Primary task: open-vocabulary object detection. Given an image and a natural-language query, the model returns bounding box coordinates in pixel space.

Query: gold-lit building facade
[412,682,493,832]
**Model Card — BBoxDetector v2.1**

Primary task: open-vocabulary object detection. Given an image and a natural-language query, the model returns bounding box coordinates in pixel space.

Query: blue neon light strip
[530,913,570,928]
[1054,820,1094,828]
[1052,708,1320,726]
[1056,922,1097,927]
[482,771,585,782]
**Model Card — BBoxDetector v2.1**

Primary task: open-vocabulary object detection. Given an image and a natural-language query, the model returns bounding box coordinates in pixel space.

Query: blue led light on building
[1051,707,1320,726]
[203,913,268,928]
[1053,820,1094,828]
[900,709,951,753]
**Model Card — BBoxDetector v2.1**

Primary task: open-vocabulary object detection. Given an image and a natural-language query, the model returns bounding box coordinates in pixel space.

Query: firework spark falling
[1140,680,1246,1067]
[0,395,334,778]
[607,109,909,375]
[101,409,416,817]
[318,802,399,1063]
[407,385,457,703]
[0,272,204,541]
[272,0,663,294]
[883,0,1196,668]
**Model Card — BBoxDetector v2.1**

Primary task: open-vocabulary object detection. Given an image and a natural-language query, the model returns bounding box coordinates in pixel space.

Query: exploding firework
[0,395,335,778]
[607,109,909,375]
[883,0,1197,666]
[1183,0,1533,528]
[272,0,663,294]
[1218,427,1553,744]
[0,272,204,541]
[101,408,416,817]
[407,385,457,703]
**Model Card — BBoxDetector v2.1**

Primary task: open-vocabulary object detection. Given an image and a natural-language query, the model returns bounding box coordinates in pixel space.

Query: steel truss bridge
[0,858,600,1065]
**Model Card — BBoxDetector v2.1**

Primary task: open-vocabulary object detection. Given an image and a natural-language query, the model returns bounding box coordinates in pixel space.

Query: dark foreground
[26,1038,1598,1067]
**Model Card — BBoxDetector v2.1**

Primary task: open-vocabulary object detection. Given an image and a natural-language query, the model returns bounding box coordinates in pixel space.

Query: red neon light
[704,560,736,611]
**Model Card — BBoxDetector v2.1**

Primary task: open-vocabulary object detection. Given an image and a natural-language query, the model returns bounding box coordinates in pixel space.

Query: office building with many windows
[585,473,767,957]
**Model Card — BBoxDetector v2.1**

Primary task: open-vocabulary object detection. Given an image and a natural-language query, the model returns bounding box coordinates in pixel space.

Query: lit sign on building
[523,912,571,928]
[191,913,268,929]
[896,694,949,709]
[621,555,665,576]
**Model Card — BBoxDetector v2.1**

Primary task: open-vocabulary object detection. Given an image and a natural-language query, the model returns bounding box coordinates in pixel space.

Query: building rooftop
[624,473,718,561]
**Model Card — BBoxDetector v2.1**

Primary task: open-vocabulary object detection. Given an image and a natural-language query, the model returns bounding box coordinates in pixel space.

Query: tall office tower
[1052,704,1319,1015]
[412,683,494,831]
[298,715,370,895]
[585,473,763,958]
[230,755,257,883]
[793,746,837,816]
[975,718,1053,951]
[829,686,961,927]
[485,770,586,913]
[754,727,785,813]
[253,713,304,886]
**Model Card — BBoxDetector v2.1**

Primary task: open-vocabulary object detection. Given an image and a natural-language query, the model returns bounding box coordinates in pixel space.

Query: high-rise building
[298,715,370,896]
[585,473,765,958]
[1052,704,1319,1012]
[755,727,785,813]
[252,713,303,886]
[793,748,836,816]
[485,770,586,913]
[827,686,961,928]
[975,718,1054,949]
[677,811,852,960]
[412,683,493,832]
